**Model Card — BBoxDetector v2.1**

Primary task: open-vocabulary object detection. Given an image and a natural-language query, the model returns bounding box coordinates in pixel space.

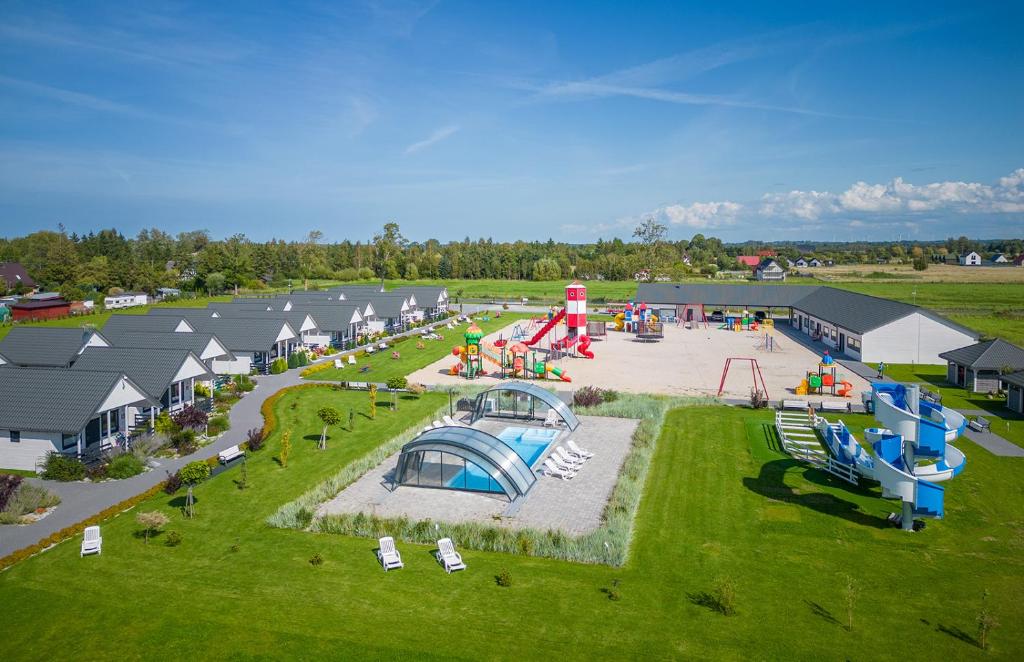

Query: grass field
[307,312,531,383]
[2,395,1021,659]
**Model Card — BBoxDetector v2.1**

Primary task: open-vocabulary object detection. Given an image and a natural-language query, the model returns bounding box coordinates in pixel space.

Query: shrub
[86,463,108,481]
[270,358,288,374]
[246,428,265,452]
[573,386,605,408]
[154,411,178,435]
[207,415,230,436]
[0,482,60,524]
[163,470,183,494]
[309,553,324,567]
[495,569,513,587]
[298,352,309,367]
[106,453,145,479]
[172,404,208,431]
[41,453,86,482]
[749,387,768,409]
[170,428,198,455]
[287,353,299,369]
[165,531,183,547]
[178,460,211,485]
[136,510,170,544]
[279,430,292,468]
[193,382,211,398]
[407,382,426,396]
[0,475,24,511]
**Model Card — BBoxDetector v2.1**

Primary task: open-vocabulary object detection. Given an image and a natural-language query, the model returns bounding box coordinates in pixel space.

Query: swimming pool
[496,426,560,466]
[440,426,559,493]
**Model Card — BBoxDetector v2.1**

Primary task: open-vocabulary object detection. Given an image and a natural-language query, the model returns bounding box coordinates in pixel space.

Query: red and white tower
[565,281,587,340]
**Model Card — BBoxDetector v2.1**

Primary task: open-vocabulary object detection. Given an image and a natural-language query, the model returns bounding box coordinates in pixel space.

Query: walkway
[0,313,477,558]
[960,425,1024,457]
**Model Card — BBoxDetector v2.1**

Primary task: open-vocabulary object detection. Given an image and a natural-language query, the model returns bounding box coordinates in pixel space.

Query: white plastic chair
[376,536,404,571]
[542,410,559,427]
[334,358,344,369]
[442,414,467,427]
[81,526,102,557]
[347,355,357,365]
[435,538,467,573]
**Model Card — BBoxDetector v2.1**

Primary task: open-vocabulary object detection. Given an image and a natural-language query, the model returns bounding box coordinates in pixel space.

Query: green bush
[386,376,408,390]
[207,415,230,436]
[164,531,183,547]
[106,453,145,479]
[287,353,299,369]
[0,482,60,524]
[41,453,86,482]
[178,460,211,485]
[496,569,513,587]
[269,358,288,374]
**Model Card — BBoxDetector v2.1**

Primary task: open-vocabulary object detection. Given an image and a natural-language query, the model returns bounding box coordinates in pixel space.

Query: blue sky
[1,1,1022,243]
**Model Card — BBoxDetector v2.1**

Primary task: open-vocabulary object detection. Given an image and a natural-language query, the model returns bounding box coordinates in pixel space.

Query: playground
[409,314,872,401]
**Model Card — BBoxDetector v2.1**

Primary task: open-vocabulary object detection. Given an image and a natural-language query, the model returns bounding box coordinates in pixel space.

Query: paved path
[959,423,1024,457]
[0,313,484,558]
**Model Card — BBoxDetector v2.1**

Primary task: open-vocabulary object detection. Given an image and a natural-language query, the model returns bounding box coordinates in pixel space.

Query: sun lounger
[81,526,102,557]
[333,358,344,369]
[366,346,375,354]
[542,409,559,427]
[347,354,356,364]
[554,446,584,466]
[379,342,388,350]
[376,536,404,571]
[548,453,577,473]
[435,538,467,573]
[543,458,575,480]
[443,415,467,427]
[567,440,594,459]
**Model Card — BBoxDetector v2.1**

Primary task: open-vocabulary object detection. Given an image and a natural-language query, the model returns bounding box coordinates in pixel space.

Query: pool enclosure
[470,381,580,431]
[394,426,537,501]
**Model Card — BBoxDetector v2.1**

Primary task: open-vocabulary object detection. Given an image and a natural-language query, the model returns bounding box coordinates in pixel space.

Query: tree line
[1,221,1021,298]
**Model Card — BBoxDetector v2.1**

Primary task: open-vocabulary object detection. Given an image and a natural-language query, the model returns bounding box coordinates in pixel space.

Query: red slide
[524,308,566,346]
[577,335,594,359]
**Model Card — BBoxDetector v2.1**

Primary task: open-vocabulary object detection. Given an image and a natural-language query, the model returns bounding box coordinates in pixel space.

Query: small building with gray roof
[0,327,111,368]
[939,338,1024,393]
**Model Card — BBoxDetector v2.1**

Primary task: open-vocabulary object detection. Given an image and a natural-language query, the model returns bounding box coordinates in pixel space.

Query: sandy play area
[407,319,871,401]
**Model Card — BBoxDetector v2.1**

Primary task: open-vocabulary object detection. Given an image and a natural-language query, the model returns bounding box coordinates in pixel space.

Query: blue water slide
[914,480,945,518]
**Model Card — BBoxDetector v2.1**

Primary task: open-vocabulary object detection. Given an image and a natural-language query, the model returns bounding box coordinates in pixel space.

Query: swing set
[716,357,770,400]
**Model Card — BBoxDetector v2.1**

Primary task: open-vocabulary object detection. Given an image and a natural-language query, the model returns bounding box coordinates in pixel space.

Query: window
[62,434,77,450]
[10,431,20,443]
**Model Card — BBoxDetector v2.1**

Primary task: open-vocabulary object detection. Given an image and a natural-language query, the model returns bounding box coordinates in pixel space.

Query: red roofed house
[736,255,761,269]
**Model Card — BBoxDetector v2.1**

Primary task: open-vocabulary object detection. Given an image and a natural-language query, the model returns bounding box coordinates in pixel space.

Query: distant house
[807,258,823,267]
[0,262,35,292]
[0,327,111,368]
[793,258,809,268]
[754,258,786,281]
[9,295,71,321]
[104,292,150,309]
[992,253,1009,264]
[939,339,1024,394]
[156,287,181,300]
[736,256,761,269]
[958,251,982,266]
[1013,254,1024,267]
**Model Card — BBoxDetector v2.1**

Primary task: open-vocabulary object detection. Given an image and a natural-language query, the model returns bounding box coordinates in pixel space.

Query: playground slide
[836,380,853,397]
[577,335,594,359]
[479,344,504,368]
[543,364,572,382]
[551,334,579,350]
[524,308,566,346]
[873,383,966,451]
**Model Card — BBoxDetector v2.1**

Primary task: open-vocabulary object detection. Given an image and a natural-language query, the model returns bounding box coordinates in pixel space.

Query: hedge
[300,361,336,378]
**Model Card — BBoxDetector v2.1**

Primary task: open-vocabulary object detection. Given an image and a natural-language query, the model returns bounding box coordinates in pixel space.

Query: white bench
[819,401,849,413]
[218,445,245,463]
[782,400,809,410]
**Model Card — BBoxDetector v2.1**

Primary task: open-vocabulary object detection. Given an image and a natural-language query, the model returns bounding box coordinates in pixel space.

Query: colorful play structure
[776,382,967,531]
[614,301,658,333]
[450,282,595,381]
[718,311,761,333]
[794,350,853,397]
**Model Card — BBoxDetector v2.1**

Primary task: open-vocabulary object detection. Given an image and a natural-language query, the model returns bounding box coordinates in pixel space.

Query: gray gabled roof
[391,285,447,303]
[0,366,154,433]
[102,315,195,333]
[207,308,316,332]
[0,327,108,368]
[344,295,407,319]
[71,347,211,400]
[102,331,234,361]
[636,283,819,308]
[1001,371,1024,388]
[330,284,385,296]
[284,304,362,331]
[792,287,978,336]
[185,316,296,352]
[939,339,1024,370]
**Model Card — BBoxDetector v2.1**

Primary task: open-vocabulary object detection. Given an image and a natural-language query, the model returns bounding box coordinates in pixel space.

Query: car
[709,310,724,322]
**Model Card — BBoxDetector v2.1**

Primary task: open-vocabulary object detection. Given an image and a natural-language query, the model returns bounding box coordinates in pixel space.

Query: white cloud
[403,124,460,155]
[759,169,1024,221]
[654,201,743,228]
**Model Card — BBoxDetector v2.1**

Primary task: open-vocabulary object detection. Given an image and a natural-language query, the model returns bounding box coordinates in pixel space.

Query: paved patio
[316,414,639,535]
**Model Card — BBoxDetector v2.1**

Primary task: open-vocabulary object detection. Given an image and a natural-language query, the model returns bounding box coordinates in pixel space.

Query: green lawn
[2,396,1022,658]
[884,363,1024,449]
[308,311,533,383]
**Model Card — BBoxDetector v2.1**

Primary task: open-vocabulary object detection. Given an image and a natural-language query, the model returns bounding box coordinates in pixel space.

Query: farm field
[1,398,1021,659]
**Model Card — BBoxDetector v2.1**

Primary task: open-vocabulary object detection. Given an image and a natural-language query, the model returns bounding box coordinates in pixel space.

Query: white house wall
[212,354,252,375]
[97,377,151,412]
[172,355,211,383]
[861,313,976,365]
[0,430,61,471]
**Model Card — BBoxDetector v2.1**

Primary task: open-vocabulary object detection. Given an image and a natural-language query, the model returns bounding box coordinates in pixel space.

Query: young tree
[348,408,355,431]
[316,406,341,450]
[386,376,407,411]
[976,589,999,650]
[136,510,170,544]
[369,384,378,420]
[372,222,407,286]
[633,217,667,276]
[843,574,860,632]
[279,430,292,467]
